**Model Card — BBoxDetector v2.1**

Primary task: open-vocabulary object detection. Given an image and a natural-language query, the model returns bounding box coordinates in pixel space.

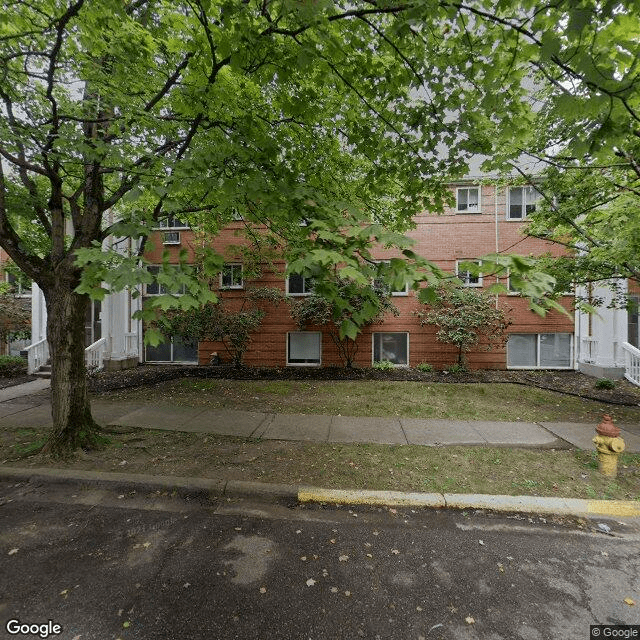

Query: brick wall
[146,184,576,369]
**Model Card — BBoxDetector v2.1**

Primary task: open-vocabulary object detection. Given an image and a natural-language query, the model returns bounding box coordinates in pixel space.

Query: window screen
[507,334,537,367]
[288,332,321,364]
[539,333,572,368]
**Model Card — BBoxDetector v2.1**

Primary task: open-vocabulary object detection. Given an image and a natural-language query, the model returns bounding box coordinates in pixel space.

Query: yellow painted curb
[587,500,640,517]
[299,486,640,518]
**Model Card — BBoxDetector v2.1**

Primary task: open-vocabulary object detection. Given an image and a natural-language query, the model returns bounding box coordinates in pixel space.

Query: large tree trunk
[41,277,102,458]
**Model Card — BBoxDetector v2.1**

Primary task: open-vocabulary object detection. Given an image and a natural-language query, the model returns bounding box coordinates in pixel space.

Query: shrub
[415,285,511,368]
[372,359,395,371]
[446,362,468,374]
[595,378,615,390]
[0,355,27,377]
[416,362,434,373]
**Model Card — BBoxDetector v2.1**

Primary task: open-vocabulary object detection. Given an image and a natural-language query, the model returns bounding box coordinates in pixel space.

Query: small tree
[416,286,511,369]
[164,287,284,368]
[289,280,398,368]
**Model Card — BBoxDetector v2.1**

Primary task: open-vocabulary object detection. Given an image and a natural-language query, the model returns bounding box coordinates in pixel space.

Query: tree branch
[0,161,47,282]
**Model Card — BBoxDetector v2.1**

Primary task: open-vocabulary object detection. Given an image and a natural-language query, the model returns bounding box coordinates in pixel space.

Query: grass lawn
[99,378,640,425]
[3,426,639,502]
[3,378,639,502]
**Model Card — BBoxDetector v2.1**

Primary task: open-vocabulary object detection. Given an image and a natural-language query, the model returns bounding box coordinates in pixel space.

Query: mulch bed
[88,364,640,407]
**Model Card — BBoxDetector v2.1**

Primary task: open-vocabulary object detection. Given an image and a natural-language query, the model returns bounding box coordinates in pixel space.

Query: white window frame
[372,332,410,367]
[154,215,190,230]
[456,260,483,288]
[373,260,409,297]
[456,186,481,213]
[507,186,541,220]
[144,265,187,296]
[286,331,322,366]
[220,263,243,289]
[505,271,519,296]
[162,231,181,245]
[286,273,313,296]
[507,333,574,369]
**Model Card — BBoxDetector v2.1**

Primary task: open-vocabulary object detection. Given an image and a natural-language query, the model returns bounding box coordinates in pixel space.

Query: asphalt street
[1,480,639,640]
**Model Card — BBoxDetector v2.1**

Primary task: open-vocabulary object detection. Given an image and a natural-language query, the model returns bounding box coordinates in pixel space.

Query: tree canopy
[475,1,640,297]
[2,0,638,454]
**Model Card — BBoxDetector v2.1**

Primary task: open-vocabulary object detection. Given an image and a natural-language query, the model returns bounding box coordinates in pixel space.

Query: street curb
[298,486,640,518]
[2,467,639,518]
[0,467,298,503]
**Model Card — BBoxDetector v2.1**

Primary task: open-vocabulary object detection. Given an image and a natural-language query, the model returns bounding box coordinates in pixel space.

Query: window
[456,260,482,287]
[373,261,409,296]
[162,231,181,245]
[287,273,313,296]
[507,333,573,368]
[145,335,198,363]
[456,187,480,213]
[156,216,189,229]
[287,332,321,365]
[505,271,519,296]
[221,264,243,289]
[507,186,541,220]
[373,332,409,366]
[144,265,187,296]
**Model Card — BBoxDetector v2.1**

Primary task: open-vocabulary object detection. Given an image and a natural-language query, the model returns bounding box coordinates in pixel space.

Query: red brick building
[143,182,575,370]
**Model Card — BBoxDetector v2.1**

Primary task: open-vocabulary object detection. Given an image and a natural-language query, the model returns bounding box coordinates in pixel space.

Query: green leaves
[416,284,512,365]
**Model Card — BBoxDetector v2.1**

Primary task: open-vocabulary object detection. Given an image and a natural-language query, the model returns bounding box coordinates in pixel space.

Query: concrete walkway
[1,377,640,451]
[0,378,51,402]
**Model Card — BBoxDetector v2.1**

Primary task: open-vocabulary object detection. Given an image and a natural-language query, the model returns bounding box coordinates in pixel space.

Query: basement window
[287,332,321,365]
[507,333,573,368]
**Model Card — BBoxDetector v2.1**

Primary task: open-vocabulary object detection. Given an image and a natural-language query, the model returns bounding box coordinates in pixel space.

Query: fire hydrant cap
[596,414,621,438]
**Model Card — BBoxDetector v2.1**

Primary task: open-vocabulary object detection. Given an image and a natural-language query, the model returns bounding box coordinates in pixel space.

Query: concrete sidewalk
[1,378,639,451]
[105,407,640,451]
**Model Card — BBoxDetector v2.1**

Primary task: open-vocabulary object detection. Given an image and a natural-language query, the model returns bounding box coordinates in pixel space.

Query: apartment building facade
[15,180,640,379]
[141,182,576,371]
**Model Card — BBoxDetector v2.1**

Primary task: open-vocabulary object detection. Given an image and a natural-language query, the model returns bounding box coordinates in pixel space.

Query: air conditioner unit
[162,231,180,245]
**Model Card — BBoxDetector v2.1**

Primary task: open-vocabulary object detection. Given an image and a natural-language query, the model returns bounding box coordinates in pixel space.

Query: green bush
[446,363,468,374]
[0,355,27,377]
[416,362,434,373]
[372,359,395,371]
[595,378,615,390]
